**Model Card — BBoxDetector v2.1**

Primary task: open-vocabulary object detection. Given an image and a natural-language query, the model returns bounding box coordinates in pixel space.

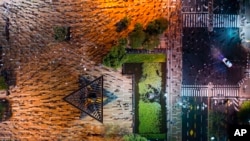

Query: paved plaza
[0,42,135,140]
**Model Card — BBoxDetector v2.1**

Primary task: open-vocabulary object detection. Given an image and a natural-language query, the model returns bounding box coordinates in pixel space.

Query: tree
[103,42,127,69]
[145,17,168,35]
[123,134,147,141]
[115,16,131,32]
[238,100,250,125]
[118,37,128,46]
[128,23,146,49]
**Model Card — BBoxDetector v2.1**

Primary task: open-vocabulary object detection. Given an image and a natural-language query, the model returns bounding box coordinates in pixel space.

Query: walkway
[165,1,183,141]
[182,13,239,28]
[181,85,240,97]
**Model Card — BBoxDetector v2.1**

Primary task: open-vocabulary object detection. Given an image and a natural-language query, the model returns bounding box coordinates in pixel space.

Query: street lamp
[210,136,215,140]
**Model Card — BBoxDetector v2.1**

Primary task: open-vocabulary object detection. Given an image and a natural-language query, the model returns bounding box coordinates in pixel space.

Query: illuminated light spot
[190,105,193,110]
[190,129,194,136]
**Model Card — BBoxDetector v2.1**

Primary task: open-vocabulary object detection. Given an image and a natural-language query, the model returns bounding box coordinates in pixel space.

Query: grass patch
[138,100,162,133]
[125,54,165,63]
[138,63,162,96]
[140,133,166,139]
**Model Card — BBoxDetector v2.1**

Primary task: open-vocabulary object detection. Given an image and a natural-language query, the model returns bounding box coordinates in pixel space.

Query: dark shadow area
[3,17,10,42]
[213,0,240,14]
[1,68,16,87]
[0,98,12,122]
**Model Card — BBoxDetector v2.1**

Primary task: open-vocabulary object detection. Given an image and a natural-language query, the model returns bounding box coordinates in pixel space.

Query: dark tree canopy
[238,101,250,124]
[115,16,131,32]
[145,17,169,35]
[208,111,227,140]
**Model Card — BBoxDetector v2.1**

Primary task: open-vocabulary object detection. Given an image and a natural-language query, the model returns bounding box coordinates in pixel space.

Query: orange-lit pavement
[0,0,179,140]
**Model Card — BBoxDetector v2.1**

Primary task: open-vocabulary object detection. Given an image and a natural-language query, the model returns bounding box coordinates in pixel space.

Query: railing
[125,48,165,54]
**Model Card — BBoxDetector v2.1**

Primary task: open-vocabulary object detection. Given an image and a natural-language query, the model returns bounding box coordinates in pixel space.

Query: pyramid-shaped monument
[63,76,103,123]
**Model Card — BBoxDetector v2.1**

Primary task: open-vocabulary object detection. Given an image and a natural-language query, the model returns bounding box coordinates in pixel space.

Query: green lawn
[125,54,165,63]
[138,100,162,133]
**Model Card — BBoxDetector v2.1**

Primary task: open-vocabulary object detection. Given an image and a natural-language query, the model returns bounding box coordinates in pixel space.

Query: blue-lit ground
[181,26,247,140]
[182,28,246,85]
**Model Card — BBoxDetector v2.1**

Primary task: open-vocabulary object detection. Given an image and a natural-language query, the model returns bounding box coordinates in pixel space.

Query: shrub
[123,134,147,141]
[53,26,70,41]
[128,23,146,49]
[115,16,131,32]
[0,76,7,90]
[118,37,128,46]
[145,17,168,35]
